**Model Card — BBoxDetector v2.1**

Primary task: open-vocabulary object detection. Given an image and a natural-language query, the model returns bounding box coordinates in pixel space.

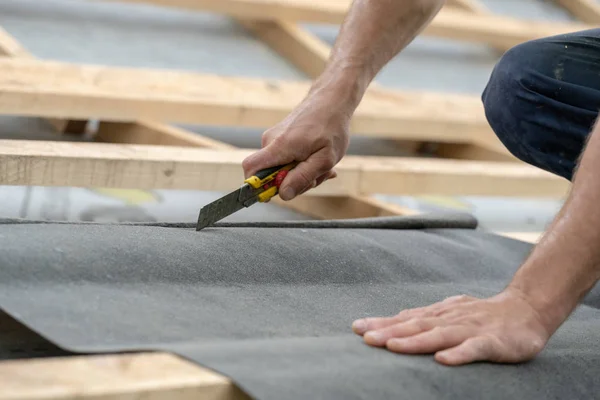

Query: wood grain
[0,26,86,133]
[0,353,249,400]
[0,58,489,142]
[0,140,569,197]
[96,121,237,150]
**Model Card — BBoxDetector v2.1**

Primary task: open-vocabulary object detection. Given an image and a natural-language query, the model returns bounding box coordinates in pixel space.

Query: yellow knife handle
[244,162,297,189]
[257,186,279,203]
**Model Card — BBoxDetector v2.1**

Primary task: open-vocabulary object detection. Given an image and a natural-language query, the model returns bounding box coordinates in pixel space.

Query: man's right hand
[242,93,351,201]
[241,0,448,201]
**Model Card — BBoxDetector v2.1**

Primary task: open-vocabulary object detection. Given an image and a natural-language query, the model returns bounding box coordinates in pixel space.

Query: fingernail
[352,319,367,333]
[280,187,295,200]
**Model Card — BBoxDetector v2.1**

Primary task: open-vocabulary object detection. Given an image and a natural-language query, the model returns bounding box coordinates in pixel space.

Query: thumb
[242,142,296,179]
[278,150,335,201]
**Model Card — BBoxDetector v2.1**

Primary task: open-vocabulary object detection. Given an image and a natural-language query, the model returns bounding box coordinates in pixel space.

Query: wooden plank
[284,195,420,219]
[96,120,237,150]
[0,140,569,197]
[0,26,29,58]
[422,8,589,50]
[0,58,489,143]
[0,353,249,400]
[103,0,592,49]
[0,139,356,195]
[446,0,488,13]
[0,25,86,134]
[238,19,329,80]
[554,0,600,24]
[435,143,516,162]
[496,231,542,244]
[354,156,569,197]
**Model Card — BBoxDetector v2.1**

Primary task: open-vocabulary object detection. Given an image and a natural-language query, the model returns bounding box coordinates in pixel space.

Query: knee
[481,42,539,163]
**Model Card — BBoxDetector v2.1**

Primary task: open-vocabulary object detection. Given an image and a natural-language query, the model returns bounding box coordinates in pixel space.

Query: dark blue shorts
[482,28,600,181]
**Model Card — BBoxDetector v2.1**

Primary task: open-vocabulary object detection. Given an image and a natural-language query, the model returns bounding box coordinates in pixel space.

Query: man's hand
[242,93,350,201]
[242,0,445,201]
[352,288,553,366]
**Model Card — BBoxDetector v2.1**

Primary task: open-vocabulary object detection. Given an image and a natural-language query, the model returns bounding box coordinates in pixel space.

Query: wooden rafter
[435,143,516,162]
[0,58,490,143]
[446,0,488,14]
[0,353,248,400]
[0,27,86,134]
[102,0,591,50]
[282,195,422,219]
[97,120,237,150]
[496,231,542,244]
[238,19,329,80]
[0,26,29,58]
[0,139,568,197]
[554,0,600,24]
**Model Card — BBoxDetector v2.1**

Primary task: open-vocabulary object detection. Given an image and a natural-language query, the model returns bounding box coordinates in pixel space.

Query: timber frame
[0,0,584,399]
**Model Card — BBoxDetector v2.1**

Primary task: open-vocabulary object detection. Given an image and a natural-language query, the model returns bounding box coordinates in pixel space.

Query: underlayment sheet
[1,214,600,399]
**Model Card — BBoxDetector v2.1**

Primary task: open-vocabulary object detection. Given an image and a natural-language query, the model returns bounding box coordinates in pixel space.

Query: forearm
[508,121,600,331]
[308,0,445,109]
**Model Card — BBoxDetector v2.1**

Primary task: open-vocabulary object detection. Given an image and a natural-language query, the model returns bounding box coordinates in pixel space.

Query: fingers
[297,180,318,196]
[316,170,337,187]
[352,293,547,366]
[241,144,295,179]
[278,150,336,200]
[352,315,405,335]
[363,318,442,347]
[242,140,337,201]
[387,326,469,354]
[435,335,502,366]
[352,300,455,336]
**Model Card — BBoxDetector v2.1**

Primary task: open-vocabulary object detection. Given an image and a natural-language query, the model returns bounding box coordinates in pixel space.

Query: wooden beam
[102,0,592,49]
[554,0,600,24]
[496,231,543,244]
[284,195,420,219]
[0,26,29,58]
[422,8,589,50]
[435,143,516,162]
[96,120,237,150]
[238,19,329,80]
[355,156,569,197]
[0,140,569,197]
[0,353,249,400]
[0,58,489,143]
[446,0,488,13]
[0,25,86,134]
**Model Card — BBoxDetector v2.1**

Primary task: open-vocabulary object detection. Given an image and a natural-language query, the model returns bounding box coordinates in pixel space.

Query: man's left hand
[351,288,553,365]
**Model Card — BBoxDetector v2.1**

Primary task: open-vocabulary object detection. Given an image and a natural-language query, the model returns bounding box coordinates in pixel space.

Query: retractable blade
[195,162,297,231]
[196,184,259,231]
